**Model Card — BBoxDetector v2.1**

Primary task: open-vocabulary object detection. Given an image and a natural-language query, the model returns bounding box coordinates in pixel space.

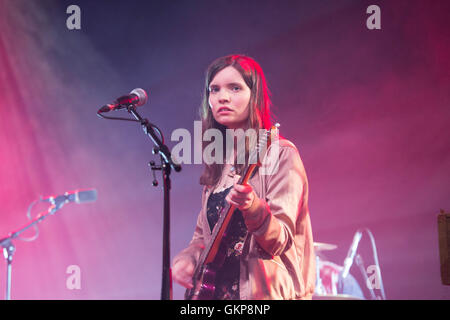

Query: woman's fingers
[233,183,253,194]
[172,260,194,289]
[177,278,194,289]
[225,195,241,207]
[229,183,252,199]
[228,189,248,201]
[226,184,255,211]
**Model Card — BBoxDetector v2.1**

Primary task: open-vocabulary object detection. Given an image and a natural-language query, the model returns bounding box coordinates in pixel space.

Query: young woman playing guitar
[172,54,315,300]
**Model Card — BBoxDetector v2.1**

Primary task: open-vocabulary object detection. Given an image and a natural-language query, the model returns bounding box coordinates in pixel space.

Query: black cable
[16,199,41,242]
[97,112,165,145]
[359,228,387,299]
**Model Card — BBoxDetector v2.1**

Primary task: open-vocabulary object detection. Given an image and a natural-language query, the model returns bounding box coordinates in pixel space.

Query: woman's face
[208,66,251,129]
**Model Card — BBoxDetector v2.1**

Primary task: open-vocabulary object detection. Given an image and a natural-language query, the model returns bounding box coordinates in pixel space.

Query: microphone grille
[130,88,148,106]
[76,189,98,204]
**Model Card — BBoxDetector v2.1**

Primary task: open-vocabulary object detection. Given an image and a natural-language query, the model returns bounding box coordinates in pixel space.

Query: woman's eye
[210,87,219,93]
[232,86,241,92]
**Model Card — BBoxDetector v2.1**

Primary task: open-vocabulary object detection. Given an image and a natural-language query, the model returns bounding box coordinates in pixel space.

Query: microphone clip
[148,160,160,187]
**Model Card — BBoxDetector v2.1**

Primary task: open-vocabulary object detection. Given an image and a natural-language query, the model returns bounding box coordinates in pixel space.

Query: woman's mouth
[218,106,233,113]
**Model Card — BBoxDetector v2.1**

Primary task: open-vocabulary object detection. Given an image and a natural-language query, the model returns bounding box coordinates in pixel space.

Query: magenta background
[0,0,449,299]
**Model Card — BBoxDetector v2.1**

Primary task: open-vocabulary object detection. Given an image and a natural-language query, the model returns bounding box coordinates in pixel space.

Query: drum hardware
[313,242,338,295]
[314,242,338,252]
[313,228,386,300]
[312,294,363,300]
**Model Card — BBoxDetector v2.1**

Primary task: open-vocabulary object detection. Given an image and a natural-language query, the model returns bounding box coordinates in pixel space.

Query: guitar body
[185,234,228,300]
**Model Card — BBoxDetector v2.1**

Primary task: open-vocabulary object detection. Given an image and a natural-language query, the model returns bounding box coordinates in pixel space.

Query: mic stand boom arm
[127,106,181,173]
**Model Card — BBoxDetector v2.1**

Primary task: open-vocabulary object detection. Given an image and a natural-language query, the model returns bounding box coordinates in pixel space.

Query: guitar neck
[193,163,257,275]
[191,125,276,280]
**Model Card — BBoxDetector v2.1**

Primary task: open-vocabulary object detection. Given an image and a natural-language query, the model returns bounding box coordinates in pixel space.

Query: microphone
[341,230,363,279]
[98,88,148,113]
[42,189,98,205]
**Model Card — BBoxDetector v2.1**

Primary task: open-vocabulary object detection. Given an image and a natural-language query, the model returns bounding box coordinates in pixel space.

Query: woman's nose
[218,90,230,103]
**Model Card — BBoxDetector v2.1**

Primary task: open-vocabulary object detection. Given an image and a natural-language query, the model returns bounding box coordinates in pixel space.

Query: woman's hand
[225,183,256,212]
[172,259,194,289]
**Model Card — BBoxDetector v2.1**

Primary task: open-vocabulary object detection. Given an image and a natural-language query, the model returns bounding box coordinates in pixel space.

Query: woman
[172,54,315,300]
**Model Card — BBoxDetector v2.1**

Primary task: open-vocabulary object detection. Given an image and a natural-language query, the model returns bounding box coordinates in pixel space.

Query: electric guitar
[185,124,279,300]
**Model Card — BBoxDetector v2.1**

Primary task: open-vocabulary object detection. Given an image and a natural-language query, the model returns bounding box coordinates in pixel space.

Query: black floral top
[206,186,248,300]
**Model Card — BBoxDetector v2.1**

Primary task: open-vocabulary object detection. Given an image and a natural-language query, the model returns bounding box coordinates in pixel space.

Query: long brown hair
[199,54,273,187]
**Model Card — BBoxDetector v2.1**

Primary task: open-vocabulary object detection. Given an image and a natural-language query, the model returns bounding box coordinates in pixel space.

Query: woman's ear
[207,94,213,109]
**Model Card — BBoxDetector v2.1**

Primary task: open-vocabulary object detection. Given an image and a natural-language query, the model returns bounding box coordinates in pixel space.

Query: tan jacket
[173,138,316,300]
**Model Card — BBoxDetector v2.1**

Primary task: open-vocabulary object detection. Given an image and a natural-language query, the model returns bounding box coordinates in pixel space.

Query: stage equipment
[97,88,148,113]
[438,209,450,285]
[0,188,97,300]
[341,230,362,279]
[339,228,387,300]
[314,242,338,252]
[97,88,181,300]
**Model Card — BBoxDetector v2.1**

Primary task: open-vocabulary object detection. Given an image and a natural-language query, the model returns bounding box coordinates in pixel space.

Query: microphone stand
[0,201,64,300]
[338,230,362,294]
[126,105,181,300]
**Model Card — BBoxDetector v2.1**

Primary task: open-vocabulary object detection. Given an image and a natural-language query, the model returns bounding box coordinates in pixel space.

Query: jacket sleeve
[172,187,207,267]
[243,145,305,256]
